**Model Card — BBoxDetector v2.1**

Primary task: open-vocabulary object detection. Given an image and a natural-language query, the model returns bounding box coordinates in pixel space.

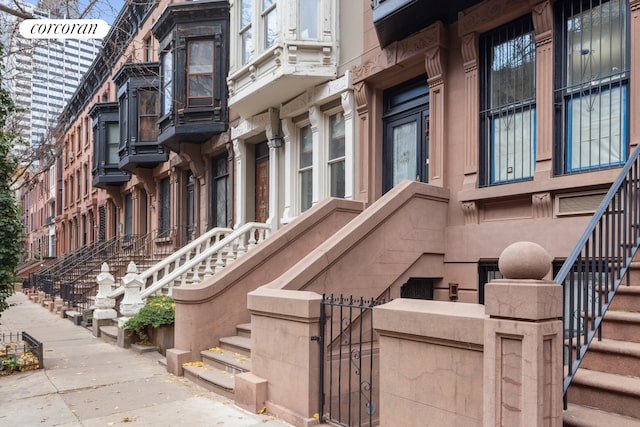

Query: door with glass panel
[255,142,269,223]
[210,155,229,229]
[383,76,429,192]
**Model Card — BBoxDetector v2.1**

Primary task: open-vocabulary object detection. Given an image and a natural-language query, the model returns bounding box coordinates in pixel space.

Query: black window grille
[400,278,434,300]
[480,15,536,187]
[159,177,171,236]
[478,261,503,304]
[211,155,228,228]
[554,0,630,175]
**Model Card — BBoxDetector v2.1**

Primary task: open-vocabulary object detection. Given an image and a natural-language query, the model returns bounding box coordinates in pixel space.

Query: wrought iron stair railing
[60,228,180,311]
[555,143,640,404]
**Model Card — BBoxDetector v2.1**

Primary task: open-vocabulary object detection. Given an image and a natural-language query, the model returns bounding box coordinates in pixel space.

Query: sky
[22,0,126,25]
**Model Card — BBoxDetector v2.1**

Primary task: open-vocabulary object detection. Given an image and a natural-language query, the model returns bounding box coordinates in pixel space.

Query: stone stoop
[564,263,640,424]
[182,323,252,399]
[98,324,119,346]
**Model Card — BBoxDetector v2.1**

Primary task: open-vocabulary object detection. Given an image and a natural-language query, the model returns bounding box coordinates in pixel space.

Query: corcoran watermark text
[19,19,109,39]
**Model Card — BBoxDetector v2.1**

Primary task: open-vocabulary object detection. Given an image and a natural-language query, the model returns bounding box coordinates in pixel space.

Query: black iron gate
[317,294,385,427]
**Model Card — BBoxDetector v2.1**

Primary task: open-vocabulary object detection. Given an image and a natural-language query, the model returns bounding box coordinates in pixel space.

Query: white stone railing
[139,222,270,300]
[108,226,232,300]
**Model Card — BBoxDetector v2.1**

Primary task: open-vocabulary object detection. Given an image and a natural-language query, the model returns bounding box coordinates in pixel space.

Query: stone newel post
[483,241,563,427]
[120,261,145,317]
[92,262,117,337]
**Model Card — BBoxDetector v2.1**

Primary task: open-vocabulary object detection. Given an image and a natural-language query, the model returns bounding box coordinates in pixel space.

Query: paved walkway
[0,292,294,427]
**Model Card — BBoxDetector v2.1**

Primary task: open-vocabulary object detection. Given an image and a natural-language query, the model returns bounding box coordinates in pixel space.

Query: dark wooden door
[255,142,269,223]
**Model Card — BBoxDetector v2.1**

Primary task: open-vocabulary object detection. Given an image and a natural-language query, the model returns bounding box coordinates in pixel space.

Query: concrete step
[568,369,640,419]
[600,311,640,343]
[237,323,251,338]
[609,285,640,312]
[579,339,640,377]
[563,403,640,426]
[99,325,118,345]
[625,261,640,285]
[182,363,235,399]
[219,335,251,357]
[201,346,251,373]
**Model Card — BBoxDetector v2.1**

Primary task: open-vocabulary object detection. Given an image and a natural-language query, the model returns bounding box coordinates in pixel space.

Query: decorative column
[341,88,356,200]
[119,261,145,318]
[461,32,479,191]
[232,138,247,228]
[484,241,563,427]
[280,117,295,224]
[92,262,117,337]
[265,108,281,232]
[424,22,448,188]
[531,0,554,180]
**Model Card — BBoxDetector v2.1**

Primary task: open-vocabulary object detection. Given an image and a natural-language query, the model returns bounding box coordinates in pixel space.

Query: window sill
[458,167,621,204]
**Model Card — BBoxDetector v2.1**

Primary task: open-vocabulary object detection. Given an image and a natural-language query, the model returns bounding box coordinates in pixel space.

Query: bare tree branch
[0,3,33,20]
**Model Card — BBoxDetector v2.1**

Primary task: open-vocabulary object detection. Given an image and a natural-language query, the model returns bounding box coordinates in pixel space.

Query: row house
[19,0,640,422]
[53,0,230,263]
[162,0,640,424]
[17,164,56,265]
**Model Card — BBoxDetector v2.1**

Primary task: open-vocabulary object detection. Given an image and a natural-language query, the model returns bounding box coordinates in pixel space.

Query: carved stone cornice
[352,21,447,84]
[458,0,531,36]
[631,0,640,12]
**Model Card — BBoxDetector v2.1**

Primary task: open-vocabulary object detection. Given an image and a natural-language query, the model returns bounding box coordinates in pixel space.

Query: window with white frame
[299,123,313,212]
[300,0,318,39]
[240,0,253,65]
[554,0,629,174]
[480,15,536,186]
[328,111,345,198]
[262,0,277,49]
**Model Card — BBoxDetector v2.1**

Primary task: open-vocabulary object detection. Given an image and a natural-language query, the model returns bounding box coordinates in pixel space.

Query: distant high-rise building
[1,0,101,150]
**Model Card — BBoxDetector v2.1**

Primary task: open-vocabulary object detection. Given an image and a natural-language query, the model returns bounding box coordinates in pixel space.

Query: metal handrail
[61,228,175,310]
[555,143,640,403]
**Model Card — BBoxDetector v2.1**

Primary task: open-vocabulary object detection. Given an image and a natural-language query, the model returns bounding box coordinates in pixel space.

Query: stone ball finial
[498,241,552,280]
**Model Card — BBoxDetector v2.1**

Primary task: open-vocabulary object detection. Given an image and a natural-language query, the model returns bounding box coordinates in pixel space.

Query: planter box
[146,324,174,356]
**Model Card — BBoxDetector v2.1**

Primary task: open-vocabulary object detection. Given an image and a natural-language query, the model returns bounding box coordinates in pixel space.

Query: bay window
[300,0,318,39]
[152,1,229,150]
[263,0,277,49]
[240,0,253,64]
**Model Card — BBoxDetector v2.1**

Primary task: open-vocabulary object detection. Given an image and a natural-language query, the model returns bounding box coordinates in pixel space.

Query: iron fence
[0,331,43,374]
[317,294,386,427]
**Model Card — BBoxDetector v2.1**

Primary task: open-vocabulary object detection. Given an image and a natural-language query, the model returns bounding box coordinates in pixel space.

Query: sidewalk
[0,292,293,427]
